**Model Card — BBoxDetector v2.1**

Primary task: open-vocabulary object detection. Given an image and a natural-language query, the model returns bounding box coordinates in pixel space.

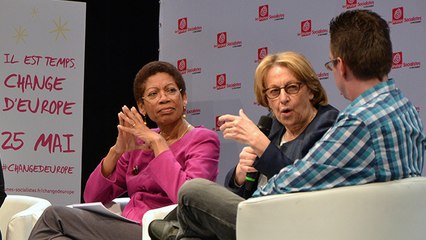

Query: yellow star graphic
[31,7,39,17]
[50,16,70,40]
[13,25,28,44]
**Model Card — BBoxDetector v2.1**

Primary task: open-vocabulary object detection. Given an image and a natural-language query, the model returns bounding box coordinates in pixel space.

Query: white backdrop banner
[0,0,86,205]
[159,0,426,184]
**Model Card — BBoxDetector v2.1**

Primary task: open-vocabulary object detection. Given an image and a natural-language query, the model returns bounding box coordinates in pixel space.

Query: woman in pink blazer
[29,61,220,240]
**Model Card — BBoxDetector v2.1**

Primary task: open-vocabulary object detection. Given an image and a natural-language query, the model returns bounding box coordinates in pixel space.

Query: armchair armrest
[109,198,176,240]
[106,197,130,215]
[142,204,177,240]
[236,177,426,240]
[0,195,51,240]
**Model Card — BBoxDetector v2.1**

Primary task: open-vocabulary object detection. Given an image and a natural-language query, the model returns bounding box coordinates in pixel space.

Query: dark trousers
[29,205,142,240]
[176,178,244,240]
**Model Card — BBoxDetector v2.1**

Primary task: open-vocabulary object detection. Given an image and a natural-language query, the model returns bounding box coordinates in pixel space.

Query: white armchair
[0,195,51,240]
[142,204,177,240]
[108,197,176,240]
[236,177,426,240]
[106,197,131,215]
[120,177,426,240]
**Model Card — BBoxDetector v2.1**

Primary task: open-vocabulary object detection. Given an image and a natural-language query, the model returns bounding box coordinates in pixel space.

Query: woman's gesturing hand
[116,105,162,152]
[219,109,270,156]
[219,109,261,145]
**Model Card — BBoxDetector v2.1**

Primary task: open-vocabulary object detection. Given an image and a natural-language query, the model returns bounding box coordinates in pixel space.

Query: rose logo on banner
[297,19,328,37]
[258,47,268,62]
[300,20,311,37]
[215,73,226,90]
[177,17,187,33]
[345,0,357,9]
[255,4,285,22]
[257,5,269,21]
[215,32,227,48]
[177,59,187,74]
[392,7,404,24]
[392,52,421,70]
[213,73,242,91]
[175,17,202,34]
[255,47,268,63]
[213,32,242,49]
[390,6,422,25]
[342,0,374,9]
[177,58,201,75]
[392,52,403,69]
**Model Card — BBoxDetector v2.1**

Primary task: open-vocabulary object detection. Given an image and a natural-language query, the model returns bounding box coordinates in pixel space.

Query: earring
[142,115,147,125]
[183,106,187,119]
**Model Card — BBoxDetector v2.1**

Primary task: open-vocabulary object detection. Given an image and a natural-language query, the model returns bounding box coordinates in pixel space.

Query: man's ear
[337,57,347,79]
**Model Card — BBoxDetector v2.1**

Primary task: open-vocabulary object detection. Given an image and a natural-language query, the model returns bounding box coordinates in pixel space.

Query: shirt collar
[349,78,395,108]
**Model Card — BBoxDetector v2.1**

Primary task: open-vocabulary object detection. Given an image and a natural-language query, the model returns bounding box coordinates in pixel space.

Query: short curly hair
[133,61,186,103]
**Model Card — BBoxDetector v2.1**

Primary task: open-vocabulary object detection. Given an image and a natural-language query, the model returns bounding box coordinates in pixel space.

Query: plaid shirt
[253,79,425,197]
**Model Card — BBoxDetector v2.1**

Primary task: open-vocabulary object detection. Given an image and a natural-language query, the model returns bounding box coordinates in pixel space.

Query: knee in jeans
[178,178,211,203]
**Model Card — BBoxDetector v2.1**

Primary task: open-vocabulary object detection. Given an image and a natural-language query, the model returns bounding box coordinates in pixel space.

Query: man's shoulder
[318,104,339,117]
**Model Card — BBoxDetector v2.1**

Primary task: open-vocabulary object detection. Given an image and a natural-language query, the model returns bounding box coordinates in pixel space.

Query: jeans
[176,178,244,240]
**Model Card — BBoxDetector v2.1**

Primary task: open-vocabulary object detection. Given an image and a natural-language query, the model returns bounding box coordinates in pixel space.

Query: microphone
[244,115,272,193]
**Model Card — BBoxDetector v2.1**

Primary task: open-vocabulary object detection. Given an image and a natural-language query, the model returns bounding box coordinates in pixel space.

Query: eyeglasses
[263,82,304,99]
[142,86,182,101]
[324,58,339,71]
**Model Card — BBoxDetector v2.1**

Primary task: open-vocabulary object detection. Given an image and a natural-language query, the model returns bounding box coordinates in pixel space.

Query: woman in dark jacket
[223,51,339,198]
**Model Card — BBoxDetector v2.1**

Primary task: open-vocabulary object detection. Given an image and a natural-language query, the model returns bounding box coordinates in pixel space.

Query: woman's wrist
[101,146,122,177]
[148,136,169,156]
[234,178,244,188]
[235,166,246,186]
[250,133,269,157]
[110,145,124,157]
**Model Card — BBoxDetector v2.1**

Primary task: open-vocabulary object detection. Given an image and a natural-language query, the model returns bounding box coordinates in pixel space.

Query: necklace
[160,122,192,143]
